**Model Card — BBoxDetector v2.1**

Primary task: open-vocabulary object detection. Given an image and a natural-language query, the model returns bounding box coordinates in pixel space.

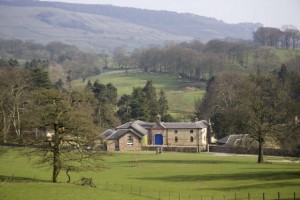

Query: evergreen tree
[30,68,52,89]
[90,81,119,127]
[117,94,132,123]
[158,90,169,120]
[92,81,108,103]
[130,87,148,120]
[106,83,118,105]
[143,80,158,121]
[54,78,64,91]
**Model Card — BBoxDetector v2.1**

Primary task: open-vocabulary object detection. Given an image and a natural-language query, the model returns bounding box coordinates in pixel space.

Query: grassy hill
[0,5,190,52]
[72,69,205,120]
[0,1,261,52]
[1,148,299,200]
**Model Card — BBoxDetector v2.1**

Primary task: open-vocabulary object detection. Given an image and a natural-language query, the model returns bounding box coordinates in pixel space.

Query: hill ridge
[0,0,262,52]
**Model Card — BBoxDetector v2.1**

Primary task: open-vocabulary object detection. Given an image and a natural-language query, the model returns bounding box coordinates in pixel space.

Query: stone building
[100,117,210,152]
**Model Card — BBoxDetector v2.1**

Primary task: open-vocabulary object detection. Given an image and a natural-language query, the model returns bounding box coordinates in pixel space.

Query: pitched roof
[217,134,251,146]
[100,129,114,138]
[131,121,148,135]
[107,129,130,140]
[116,120,154,130]
[101,120,149,140]
[100,119,209,140]
[106,128,144,140]
[160,120,208,129]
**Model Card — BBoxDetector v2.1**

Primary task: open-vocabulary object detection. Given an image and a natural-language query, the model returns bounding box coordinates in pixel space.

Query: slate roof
[100,129,114,138]
[102,120,149,140]
[161,120,208,129]
[131,121,149,135]
[116,120,154,130]
[100,120,209,140]
[217,134,251,146]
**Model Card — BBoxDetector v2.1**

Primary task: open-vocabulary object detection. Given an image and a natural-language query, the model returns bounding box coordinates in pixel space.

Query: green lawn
[72,69,205,118]
[1,147,299,200]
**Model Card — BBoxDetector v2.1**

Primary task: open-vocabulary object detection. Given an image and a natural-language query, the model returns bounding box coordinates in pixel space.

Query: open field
[72,69,205,118]
[1,147,300,200]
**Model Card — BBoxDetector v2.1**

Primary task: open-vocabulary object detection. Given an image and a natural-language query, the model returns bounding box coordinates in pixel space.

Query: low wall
[208,145,300,157]
[142,145,203,153]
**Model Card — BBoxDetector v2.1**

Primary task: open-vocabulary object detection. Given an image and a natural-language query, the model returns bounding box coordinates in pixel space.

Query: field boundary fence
[98,181,299,200]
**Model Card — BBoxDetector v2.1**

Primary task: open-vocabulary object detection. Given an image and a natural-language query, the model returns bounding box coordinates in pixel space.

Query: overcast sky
[42,0,300,29]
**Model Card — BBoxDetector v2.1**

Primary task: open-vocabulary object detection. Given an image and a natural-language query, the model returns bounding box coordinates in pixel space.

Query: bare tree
[24,88,101,183]
[0,68,31,142]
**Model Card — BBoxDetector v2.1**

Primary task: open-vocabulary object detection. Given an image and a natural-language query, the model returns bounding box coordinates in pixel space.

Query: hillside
[72,69,205,119]
[0,0,262,52]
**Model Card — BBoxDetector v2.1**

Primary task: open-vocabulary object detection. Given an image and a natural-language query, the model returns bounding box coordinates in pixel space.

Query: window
[190,136,194,142]
[175,136,178,143]
[127,135,133,146]
[174,130,178,134]
[190,130,194,134]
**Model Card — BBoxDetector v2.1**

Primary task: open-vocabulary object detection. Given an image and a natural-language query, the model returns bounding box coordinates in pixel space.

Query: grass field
[1,147,300,200]
[72,69,205,119]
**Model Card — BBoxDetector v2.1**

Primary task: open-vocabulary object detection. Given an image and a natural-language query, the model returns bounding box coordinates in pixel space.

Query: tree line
[253,26,300,49]
[112,38,300,82]
[0,39,105,80]
[195,65,300,163]
[1,34,299,87]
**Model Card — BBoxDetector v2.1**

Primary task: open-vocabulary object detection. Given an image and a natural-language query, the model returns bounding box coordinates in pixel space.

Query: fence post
[294,192,296,200]
[263,193,265,200]
[235,193,237,200]
[248,193,250,200]
[278,192,280,200]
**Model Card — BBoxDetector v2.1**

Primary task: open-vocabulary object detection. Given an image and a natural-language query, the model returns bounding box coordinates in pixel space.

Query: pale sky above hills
[41,0,300,29]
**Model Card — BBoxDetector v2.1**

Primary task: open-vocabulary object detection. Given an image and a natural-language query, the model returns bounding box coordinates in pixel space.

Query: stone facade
[100,119,210,152]
[105,132,142,152]
[118,132,142,152]
[150,122,208,148]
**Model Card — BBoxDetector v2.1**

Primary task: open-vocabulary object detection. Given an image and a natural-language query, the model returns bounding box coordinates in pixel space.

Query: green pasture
[275,48,300,62]
[1,147,300,200]
[72,69,205,118]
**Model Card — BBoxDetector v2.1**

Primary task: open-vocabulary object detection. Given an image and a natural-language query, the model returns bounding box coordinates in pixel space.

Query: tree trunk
[1,111,10,143]
[257,138,264,163]
[52,144,61,183]
[52,124,61,183]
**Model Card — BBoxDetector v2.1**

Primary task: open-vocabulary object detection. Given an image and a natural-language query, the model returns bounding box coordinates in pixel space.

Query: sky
[42,0,300,29]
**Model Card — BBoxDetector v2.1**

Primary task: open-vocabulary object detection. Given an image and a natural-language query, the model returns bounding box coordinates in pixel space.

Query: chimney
[156,114,161,123]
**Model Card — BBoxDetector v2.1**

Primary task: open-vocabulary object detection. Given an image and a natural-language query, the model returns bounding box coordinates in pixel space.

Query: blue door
[155,134,163,145]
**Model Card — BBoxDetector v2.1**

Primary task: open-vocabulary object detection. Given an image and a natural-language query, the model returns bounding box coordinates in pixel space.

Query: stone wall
[142,145,206,153]
[208,145,300,157]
